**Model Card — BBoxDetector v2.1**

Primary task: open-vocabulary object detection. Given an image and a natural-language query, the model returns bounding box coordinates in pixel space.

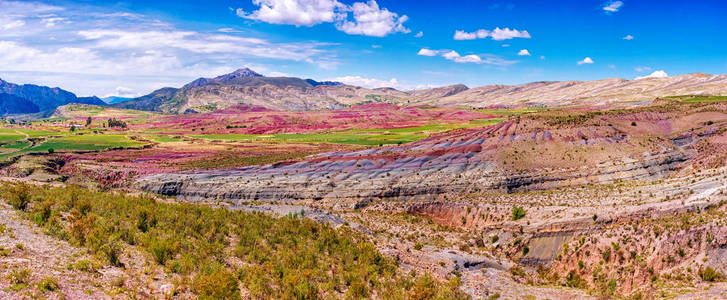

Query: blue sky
[0,0,725,97]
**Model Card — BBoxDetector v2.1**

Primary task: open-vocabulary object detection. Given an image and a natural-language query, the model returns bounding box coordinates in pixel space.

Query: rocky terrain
[137,99,723,204]
[131,98,727,298]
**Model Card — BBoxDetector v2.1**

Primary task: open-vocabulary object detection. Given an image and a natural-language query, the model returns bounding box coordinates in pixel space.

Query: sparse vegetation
[511,206,526,221]
[0,181,468,299]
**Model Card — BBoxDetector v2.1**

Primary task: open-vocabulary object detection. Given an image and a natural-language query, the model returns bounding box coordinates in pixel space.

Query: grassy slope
[0,182,469,299]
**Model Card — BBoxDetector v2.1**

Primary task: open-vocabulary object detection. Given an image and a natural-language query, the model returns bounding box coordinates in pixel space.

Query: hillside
[0,78,106,114]
[418,73,727,107]
[0,93,39,115]
[113,68,409,113]
[113,69,727,114]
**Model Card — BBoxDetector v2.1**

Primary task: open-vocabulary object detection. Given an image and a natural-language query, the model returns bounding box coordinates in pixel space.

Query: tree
[86,116,92,126]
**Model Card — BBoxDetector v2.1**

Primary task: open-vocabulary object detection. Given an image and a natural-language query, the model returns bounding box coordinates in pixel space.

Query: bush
[8,184,31,210]
[700,266,723,282]
[7,268,31,284]
[564,271,585,288]
[0,182,468,299]
[512,206,526,221]
[36,276,59,292]
[414,242,423,250]
[194,266,240,300]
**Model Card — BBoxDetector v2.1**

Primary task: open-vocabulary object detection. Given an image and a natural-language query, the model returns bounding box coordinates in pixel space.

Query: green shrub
[564,271,585,288]
[8,184,31,210]
[511,206,526,221]
[7,268,31,284]
[0,182,469,300]
[194,266,240,300]
[700,266,723,282]
[75,259,94,272]
[414,242,423,250]
[36,276,59,292]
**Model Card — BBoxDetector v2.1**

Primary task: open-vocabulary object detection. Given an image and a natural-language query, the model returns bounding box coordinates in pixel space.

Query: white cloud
[517,49,531,56]
[218,27,243,33]
[418,48,515,66]
[238,0,409,37]
[236,0,344,27]
[635,70,668,80]
[634,66,651,72]
[623,34,634,40]
[336,0,410,37]
[453,27,530,41]
[330,75,399,89]
[417,48,438,56]
[105,86,138,98]
[577,57,594,65]
[1,19,25,30]
[442,51,483,63]
[414,31,423,38]
[603,1,623,13]
[0,2,337,97]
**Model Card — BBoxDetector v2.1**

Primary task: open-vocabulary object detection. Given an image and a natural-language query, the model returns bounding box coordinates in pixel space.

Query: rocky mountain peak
[214,68,263,81]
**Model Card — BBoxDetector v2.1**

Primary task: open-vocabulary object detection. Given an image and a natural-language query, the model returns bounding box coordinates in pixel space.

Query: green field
[0,134,147,159]
[28,134,146,152]
[191,120,504,146]
[678,95,727,103]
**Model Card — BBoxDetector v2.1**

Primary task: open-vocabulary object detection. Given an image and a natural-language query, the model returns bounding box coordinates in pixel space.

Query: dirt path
[0,203,112,299]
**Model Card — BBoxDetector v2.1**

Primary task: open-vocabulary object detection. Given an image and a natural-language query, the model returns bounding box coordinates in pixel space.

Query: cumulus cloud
[418,48,515,66]
[0,1,336,97]
[442,50,483,63]
[238,0,409,37]
[635,70,668,80]
[453,27,530,41]
[236,0,344,26]
[623,34,634,40]
[414,31,423,38]
[577,57,594,65]
[517,49,531,56]
[417,48,438,56]
[603,1,623,13]
[335,0,409,37]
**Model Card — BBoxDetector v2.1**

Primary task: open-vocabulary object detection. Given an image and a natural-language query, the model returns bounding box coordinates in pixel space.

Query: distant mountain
[411,73,727,107]
[112,87,178,112]
[305,79,343,87]
[0,93,39,115]
[0,78,106,114]
[111,69,727,114]
[102,96,133,104]
[113,68,405,113]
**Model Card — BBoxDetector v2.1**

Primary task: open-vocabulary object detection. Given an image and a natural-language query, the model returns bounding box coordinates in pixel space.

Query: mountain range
[112,68,727,113]
[2,68,727,117]
[0,78,106,115]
